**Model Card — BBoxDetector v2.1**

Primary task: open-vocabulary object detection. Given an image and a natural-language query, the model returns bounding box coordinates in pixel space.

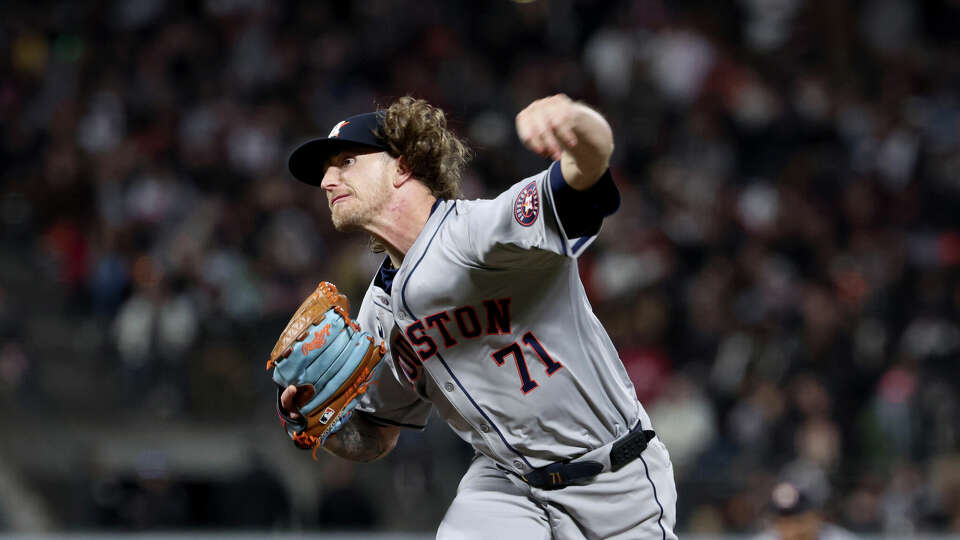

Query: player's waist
[498,419,656,490]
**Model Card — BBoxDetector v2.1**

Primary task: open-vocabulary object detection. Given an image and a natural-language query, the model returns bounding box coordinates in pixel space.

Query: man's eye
[343,157,356,166]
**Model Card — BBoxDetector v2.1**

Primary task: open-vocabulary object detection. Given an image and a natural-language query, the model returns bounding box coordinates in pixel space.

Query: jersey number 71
[490,331,563,394]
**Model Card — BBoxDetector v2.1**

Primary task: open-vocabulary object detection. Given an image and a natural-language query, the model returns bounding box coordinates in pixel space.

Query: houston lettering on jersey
[392,296,565,394]
[391,331,419,382]
[405,298,511,360]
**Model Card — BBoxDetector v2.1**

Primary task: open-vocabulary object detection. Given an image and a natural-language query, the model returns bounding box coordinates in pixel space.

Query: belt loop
[610,429,656,472]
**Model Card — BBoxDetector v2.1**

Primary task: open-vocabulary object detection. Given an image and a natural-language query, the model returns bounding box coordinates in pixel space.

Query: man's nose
[320,166,340,190]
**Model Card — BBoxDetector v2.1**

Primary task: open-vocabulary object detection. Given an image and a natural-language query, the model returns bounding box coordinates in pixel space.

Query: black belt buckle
[610,429,656,472]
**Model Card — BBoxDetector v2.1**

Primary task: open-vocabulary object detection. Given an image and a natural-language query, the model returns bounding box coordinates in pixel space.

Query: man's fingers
[520,114,562,159]
[552,120,578,149]
[519,117,549,157]
[517,95,579,161]
[515,113,532,143]
[516,113,539,152]
[535,131,561,160]
[541,121,569,161]
[281,384,301,419]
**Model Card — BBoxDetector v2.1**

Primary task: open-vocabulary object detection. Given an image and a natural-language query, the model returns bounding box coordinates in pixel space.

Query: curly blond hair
[377,96,471,200]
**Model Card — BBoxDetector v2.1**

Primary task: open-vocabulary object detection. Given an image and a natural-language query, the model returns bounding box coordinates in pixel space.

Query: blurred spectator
[649,374,716,473]
[753,481,858,540]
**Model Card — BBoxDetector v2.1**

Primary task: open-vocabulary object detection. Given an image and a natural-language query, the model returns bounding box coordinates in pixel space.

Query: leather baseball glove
[266,282,384,457]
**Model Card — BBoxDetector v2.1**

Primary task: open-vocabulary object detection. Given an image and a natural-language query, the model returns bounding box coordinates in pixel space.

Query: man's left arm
[515,94,614,190]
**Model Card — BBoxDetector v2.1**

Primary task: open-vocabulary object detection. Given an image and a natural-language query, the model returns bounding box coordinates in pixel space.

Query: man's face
[320,148,394,231]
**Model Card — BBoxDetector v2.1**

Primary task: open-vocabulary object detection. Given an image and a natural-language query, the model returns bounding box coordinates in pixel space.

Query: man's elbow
[364,425,401,462]
[321,418,403,462]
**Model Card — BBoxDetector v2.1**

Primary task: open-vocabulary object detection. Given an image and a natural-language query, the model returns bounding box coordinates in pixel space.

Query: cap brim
[288,138,383,186]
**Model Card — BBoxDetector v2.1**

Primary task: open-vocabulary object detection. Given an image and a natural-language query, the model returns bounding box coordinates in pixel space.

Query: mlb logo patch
[319,407,336,424]
[514,181,540,227]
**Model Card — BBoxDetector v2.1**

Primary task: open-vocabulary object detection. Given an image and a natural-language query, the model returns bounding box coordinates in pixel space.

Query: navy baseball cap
[288,111,389,186]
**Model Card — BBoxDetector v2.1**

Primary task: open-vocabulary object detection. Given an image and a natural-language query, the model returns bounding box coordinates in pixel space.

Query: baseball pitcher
[267,94,678,539]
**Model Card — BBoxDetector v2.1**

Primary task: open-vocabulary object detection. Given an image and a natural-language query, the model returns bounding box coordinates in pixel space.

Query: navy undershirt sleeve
[549,162,621,238]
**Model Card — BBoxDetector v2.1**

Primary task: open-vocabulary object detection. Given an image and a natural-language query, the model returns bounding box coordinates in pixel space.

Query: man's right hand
[515,94,614,191]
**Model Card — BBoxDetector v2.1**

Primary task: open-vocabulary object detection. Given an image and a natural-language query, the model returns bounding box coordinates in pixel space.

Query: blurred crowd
[2,0,960,535]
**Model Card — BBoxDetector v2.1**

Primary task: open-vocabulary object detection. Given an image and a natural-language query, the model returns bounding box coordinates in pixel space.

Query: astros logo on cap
[514,181,540,227]
[328,120,350,138]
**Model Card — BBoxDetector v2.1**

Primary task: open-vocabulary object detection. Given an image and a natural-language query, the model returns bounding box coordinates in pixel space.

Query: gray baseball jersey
[354,162,676,539]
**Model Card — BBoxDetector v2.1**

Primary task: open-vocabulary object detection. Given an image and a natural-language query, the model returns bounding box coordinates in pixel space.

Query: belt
[516,424,657,491]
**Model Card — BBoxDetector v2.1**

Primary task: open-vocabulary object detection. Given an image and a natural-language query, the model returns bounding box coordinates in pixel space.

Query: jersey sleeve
[354,364,432,429]
[353,281,432,430]
[462,161,619,265]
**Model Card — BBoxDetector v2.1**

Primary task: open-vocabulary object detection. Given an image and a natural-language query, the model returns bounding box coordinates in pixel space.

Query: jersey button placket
[444,382,455,392]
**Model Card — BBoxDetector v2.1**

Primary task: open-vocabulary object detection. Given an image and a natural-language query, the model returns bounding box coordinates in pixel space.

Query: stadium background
[2,0,960,537]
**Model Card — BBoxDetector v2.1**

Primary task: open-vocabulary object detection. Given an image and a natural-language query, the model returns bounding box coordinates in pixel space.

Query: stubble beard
[331,202,374,232]
[330,203,361,231]
[330,178,391,233]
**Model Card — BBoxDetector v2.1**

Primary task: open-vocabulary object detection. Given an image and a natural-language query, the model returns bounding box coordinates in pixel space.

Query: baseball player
[753,482,858,540]
[281,94,678,539]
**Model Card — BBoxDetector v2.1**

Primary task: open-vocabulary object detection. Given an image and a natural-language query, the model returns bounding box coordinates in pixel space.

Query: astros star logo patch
[328,120,350,138]
[514,181,540,227]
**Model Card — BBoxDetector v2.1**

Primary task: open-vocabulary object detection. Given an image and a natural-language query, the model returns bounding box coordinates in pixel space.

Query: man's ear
[393,157,413,188]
